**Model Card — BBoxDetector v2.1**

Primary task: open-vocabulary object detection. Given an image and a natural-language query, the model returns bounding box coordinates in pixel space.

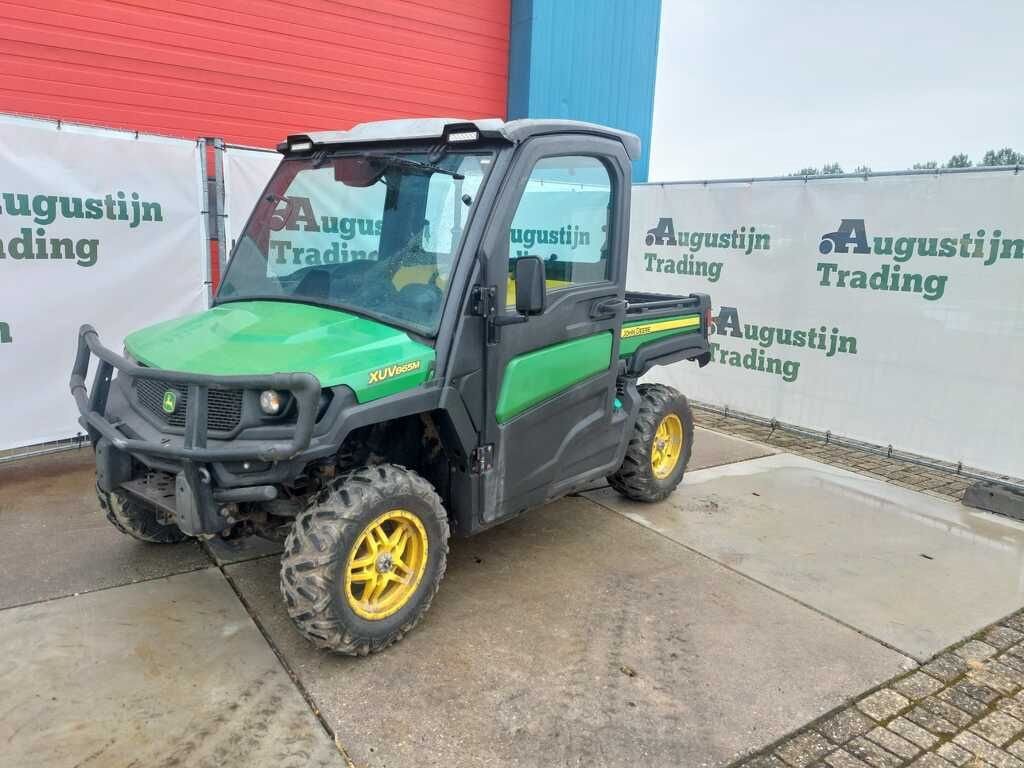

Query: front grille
[134,377,243,433]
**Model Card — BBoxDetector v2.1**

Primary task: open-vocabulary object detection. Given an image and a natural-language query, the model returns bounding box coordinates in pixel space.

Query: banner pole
[200,137,227,302]
[213,138,227,285]
[198,137,212,303]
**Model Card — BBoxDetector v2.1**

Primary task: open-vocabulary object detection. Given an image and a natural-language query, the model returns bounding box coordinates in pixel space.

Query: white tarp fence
[0,114,207,451]
[629,171,1024,478]
[223,144,279,254]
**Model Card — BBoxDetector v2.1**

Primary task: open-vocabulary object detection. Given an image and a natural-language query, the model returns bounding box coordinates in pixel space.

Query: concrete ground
[1,426,1021,767]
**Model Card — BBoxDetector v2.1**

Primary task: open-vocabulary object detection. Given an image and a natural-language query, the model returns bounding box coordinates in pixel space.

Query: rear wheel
[280,463,449,655]
[608,384,694,502]
[97,486,190,544]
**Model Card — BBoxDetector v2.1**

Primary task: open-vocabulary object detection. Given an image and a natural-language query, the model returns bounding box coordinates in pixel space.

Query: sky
[647,0,1024,181]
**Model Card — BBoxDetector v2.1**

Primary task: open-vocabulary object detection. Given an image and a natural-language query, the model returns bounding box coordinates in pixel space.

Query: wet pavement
[227,495,909,768]
[0,450,209,609]
[0,568,343,768]
[0,428,1021,767]
[587,453,1024,661]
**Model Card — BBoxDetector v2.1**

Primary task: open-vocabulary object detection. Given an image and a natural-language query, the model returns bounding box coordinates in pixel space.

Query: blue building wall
[507,0,662,181]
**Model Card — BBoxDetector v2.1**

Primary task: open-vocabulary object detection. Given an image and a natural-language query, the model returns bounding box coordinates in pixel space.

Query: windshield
[218,151,492,334]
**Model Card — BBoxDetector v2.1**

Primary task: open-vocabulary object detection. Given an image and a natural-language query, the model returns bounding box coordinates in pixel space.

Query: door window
[507,156,612,304]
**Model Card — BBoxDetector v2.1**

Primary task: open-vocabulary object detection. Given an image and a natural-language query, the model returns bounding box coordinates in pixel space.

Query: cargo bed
[618,291,712,375]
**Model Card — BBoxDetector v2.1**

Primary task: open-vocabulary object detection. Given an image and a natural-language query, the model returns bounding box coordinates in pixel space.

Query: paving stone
[819,708,877,745]
[845,736,905,768]
[971,710,1024,747]
[921,696,977,727]
[955,681,1003,706]
[859,689,913,722]
[986,627,1024,650]
[952,731,1024,768]
[824,750,873,768]
[777,732,835,767]
[994,661,1024,686]
[997,697,1024,722]
[744,755,788,768]
[955,641,999,665]
[970,663,1022,695]
[923,654,969,683]
[887,717,939,750]
[938,684,997,716]
[907,755,953,768]
[866,726,921,760]
[1009,740,1024,760]
[935,690,987,719]
[998,654,1024,675]
[1002,616,1024,634]
[935,742,972,766]
[905,704,960,737]
[894,672,945,701]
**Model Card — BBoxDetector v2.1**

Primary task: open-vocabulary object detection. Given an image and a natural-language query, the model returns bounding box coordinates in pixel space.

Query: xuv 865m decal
[368,360,422,384]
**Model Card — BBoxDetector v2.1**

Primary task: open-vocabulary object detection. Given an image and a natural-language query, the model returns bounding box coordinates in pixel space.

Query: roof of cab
[286,117,640,161]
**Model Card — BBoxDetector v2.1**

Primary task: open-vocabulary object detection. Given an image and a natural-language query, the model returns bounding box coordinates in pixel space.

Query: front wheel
[280,463,450,655]
[608,384,694,502]
[97,485,190,544]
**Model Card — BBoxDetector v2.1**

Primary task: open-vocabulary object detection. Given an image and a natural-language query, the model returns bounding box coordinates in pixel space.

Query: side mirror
[514,256,546,316]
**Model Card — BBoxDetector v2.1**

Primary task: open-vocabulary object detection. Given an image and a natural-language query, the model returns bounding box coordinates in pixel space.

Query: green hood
[124,301,434,402]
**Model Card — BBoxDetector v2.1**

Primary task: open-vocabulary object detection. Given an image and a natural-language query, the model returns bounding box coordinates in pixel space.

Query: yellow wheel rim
[344,510,428,621]
[651,413,684,479]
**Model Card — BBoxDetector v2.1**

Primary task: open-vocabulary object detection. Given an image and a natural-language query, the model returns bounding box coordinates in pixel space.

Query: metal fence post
[200,137,227,302]
[212,138,227,280]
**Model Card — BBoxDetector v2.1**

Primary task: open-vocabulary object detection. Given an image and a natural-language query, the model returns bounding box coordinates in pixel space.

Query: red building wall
[0,0,510,146]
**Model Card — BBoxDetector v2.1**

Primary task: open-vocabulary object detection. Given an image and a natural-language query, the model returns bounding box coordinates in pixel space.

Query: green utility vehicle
[71,118,711,654]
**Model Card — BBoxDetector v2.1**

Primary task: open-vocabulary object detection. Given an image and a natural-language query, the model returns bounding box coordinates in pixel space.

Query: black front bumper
[70,324,323,535]
[71,324,322,462]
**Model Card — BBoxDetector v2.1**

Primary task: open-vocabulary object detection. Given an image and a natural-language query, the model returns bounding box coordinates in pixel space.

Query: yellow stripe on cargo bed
[621,315,700,339]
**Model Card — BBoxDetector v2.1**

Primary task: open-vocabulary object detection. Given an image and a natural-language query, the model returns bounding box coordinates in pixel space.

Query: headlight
[259,389,283,415]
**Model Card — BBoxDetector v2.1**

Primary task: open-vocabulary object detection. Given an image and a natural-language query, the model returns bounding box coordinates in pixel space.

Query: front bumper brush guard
[70,324,322,462]
[70,325,322,537]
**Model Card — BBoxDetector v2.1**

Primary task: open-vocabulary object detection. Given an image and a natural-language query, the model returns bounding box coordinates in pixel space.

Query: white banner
[0,115,207,451]
[628,171,1024,478]
[224,145,279,254]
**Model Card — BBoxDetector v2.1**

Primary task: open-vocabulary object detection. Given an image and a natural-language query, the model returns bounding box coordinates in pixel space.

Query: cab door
[478,134,632,523]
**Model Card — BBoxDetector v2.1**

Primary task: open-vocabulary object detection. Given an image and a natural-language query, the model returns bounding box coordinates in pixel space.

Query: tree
[789,163,843,176]
[981,148,1024,166]
[786,148,1021,176]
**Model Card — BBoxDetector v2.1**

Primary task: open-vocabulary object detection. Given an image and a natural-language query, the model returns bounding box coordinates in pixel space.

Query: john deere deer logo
[162,390,177,414]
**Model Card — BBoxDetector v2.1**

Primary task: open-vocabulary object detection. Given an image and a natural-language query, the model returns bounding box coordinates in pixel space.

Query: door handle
[590,297,627,319]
